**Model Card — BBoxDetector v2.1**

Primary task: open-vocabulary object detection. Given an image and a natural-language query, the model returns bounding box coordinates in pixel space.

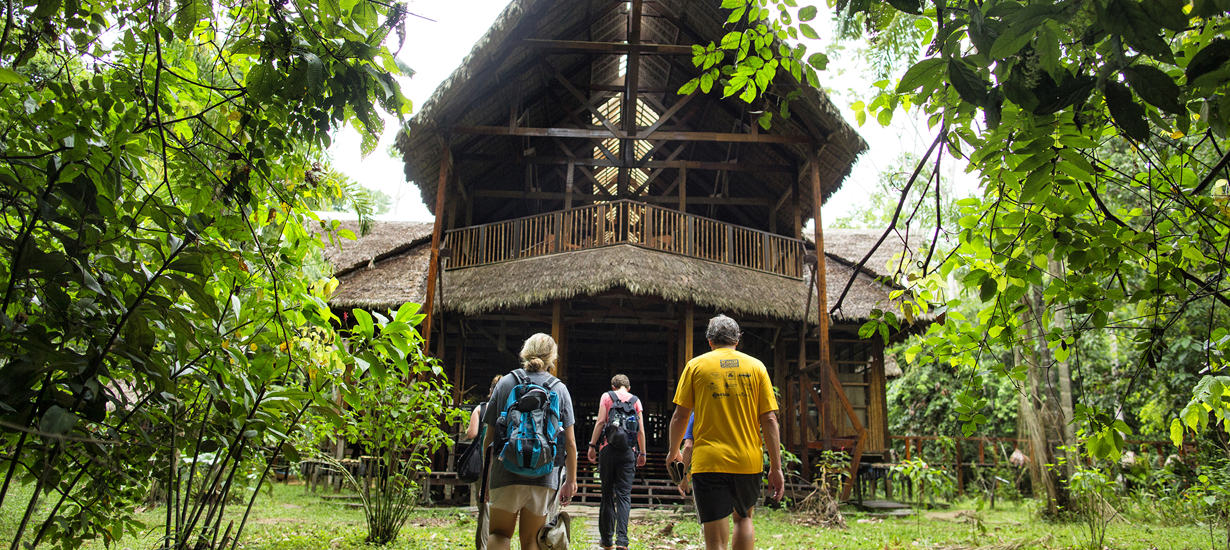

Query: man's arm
[665,405,692,465]
[759,410,784,501]
[635,408,648,467]
[587,400,609,463]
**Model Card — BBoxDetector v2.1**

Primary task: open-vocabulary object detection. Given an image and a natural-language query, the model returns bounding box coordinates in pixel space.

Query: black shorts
[692,472,762,523]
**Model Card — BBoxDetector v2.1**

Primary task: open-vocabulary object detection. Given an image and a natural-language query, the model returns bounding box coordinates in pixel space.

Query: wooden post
[791,173,802,239]
[684,303,694,364]
[678,166,687,212]
[452,321,465,406]
[565,162,575,210]
[810,146,835,451]
[798,325,810,480]
[423,136,451,353]
[552,300,567,381]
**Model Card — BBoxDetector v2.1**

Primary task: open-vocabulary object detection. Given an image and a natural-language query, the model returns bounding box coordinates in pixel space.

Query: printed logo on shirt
[720,359,740,369]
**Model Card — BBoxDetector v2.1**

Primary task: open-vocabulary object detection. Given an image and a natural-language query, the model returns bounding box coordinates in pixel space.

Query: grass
[627,500,1214,549]
[0,481,1219,549]
[0,481,590,550]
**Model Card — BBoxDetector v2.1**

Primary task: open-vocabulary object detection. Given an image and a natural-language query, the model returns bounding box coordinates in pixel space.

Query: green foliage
[891,457,956,535]
[706,0,1230,458]
[1066,459,1118,549]
[0,0,424,548]
[313,305,464,546]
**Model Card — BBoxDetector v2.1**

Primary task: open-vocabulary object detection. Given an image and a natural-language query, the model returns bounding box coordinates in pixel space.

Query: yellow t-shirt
[673,348,778,475]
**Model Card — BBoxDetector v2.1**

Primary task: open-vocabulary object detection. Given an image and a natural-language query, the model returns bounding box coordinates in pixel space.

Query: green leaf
[799,24,820,40]
[948,59,989,106]
[1142,0,1191,31]
[979,277,998,302]
[886,0,924,14]
[353,308,374,339]
[1124,65,1184,114]
[0,68,27,85]
[807,52,829,70]
[896,58,945,93]
[1171,418,1185,446]
[1103,80,1151,142]
[173,0,208,39]
[41,405,79,435]
[989,4,1060,59]
[798,5,818,20]
[1185,39,1230,85]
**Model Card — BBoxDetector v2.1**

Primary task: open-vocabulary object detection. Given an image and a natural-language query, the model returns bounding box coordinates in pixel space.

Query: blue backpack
[495,369,563,477]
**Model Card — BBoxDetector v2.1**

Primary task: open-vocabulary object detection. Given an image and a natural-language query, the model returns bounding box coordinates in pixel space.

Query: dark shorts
[692,472,762,523]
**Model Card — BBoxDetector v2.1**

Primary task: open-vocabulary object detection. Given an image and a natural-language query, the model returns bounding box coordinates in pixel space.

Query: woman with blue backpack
[481,333,577,550]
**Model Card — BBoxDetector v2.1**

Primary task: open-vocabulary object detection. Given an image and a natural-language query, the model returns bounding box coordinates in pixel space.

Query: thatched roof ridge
[312,219,433,277]
[395,0,868,227]
[330,241,905,323]
[330,242,432,309]
[809,228,927,284]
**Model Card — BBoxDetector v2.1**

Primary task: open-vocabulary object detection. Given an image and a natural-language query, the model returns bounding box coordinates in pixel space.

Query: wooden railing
[442,200,805,278]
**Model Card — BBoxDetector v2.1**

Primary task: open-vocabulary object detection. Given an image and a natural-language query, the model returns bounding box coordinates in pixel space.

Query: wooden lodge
[323,0,925,500]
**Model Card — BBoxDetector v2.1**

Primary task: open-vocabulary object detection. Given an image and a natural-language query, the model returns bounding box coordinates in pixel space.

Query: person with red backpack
[586,374,646,550]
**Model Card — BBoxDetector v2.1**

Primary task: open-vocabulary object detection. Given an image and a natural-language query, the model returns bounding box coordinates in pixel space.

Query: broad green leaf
[1125,65,1184,114]
[896,58,945,93]
[799,5,818,20]
[0,68,27,85]
[1103,80,1151,142]
[799,24,819,39]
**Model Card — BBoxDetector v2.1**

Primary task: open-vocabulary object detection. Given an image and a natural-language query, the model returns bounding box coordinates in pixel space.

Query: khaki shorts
[489,485,555,516]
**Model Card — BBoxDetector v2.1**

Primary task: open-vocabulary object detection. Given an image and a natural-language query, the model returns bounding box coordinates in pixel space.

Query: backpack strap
[626,394,639,407]
[606,391,620,408]
[511,368,530,386]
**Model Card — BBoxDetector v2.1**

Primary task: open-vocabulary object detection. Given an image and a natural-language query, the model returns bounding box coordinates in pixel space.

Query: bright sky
[327,0,973,226]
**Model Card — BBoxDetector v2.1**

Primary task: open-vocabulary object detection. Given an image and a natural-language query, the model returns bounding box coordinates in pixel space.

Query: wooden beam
[678,166,687,211]
[455,153,794,173]
[450,125,813,144]
[552,300,566,381]
[423,136,451,353]
[684,303,695,365]
[470,189,769,206]
[546,62,623,139]
[520,38,694,55]
[640,90,699,138]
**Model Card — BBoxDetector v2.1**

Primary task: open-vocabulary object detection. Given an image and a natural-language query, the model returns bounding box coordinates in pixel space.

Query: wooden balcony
[442,200,805,279]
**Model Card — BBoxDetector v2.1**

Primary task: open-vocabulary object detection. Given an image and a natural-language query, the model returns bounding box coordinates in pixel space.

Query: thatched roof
[809,228,928,283]
[330,242,433,309]
[439,245,889,323]
[312,219,433,277]
[326,221,914,323]
[395,0,867,231]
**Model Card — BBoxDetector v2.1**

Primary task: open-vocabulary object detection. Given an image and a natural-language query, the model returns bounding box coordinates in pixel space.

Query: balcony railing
[442,200,805,279]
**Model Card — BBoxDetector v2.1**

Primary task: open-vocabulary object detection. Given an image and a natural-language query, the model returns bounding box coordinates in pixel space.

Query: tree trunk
[1048,257,1078,478]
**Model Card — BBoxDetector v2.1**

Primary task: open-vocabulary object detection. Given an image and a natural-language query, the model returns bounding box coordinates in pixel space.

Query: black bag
[457,403,487,483]
[602,391,639,452]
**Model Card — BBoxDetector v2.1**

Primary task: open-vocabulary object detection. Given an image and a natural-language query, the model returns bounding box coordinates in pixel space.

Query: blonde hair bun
[519,333,558,374]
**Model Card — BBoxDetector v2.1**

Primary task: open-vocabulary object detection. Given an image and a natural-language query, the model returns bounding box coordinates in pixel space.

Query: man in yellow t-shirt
[666,315,783,550]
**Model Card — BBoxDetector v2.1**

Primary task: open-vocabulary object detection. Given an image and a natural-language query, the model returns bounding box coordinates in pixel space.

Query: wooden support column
[565,162,575,210]
[452,321,465,406]
[684,303,695,364]
[797,325,810,480]
[809,146,836,453]
[791,174,802,239]
[677,166,687,212]
[619,0,643,198]
[423,136,451,353]
[552,300,567,381]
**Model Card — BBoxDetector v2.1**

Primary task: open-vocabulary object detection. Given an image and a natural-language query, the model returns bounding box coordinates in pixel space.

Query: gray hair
[705,315,741,345]
[519,333,558,373]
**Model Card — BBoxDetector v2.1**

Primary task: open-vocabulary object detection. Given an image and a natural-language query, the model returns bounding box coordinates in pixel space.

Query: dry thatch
[326,221,926,323]
[810,228,932,283]
[395,0,867,230]
[330,242,903,323]
[310,219,433,277]
[329,242,432,310]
